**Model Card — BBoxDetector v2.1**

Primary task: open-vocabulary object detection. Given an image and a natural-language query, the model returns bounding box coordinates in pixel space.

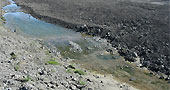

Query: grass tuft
[66,69,72,73]
[74,69,86,75]
[19,76,32,82]
[14,65,20,71]
[47,60,59,65]
[79,81,86,85]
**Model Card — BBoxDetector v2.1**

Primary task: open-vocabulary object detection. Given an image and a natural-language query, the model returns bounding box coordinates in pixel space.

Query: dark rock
[70,85,77,90]
[19,86,28,90]
[68,65,75,69]
[87,78,92,82]
[165,77,170,81]
[129,77,136,81]
[159,76,164,79]
[50,86,55,89]
[88,88,93,90]
[75,84,86,89]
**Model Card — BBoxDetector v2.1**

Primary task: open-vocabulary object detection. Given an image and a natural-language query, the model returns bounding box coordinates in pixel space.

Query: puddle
[2,0,124,79]
[3,0,119,61]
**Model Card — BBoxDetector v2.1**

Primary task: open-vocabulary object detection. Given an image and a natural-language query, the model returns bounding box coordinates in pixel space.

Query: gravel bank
[0,16,138,90]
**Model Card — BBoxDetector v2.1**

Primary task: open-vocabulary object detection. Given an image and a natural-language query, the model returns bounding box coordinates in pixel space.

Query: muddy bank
[14,0,170,76]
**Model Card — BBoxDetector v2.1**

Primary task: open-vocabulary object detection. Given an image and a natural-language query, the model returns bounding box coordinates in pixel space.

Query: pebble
[129,77,136,81]
[70,85,77,90]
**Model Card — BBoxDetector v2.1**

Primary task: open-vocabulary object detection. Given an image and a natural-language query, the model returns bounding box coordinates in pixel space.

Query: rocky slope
[14,0,170,75]
[0,18,138,90]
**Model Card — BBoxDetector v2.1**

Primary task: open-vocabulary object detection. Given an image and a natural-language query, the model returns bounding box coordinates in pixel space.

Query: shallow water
[3,2,83,45]
[3,1,170,90]
[2,0,122,73]
[4,12,83,42]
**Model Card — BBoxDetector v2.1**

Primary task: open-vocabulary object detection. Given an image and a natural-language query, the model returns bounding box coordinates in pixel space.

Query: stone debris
[69,41,83,53]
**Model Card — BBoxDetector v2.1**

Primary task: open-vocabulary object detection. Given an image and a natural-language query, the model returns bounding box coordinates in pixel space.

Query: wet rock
[87,47,93,50]
[69,41,83,53]
[129,77,136,81]
[165,77,170,81]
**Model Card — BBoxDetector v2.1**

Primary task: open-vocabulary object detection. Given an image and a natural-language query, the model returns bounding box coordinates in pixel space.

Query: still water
[2,0,122,73]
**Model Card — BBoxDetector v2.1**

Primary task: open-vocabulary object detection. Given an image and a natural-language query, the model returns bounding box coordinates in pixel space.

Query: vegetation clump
[47,58,59,65]
[66,69,72,73]
[74,69,86,75]
[14,65,20,71]
[79,81,86,85]
[45,50,51,56]
[18,76,32,83]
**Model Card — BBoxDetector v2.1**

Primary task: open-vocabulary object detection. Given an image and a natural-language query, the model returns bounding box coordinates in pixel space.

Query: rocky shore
[0,12,138,90]
[0,0,139,90]
[13,0,170,76]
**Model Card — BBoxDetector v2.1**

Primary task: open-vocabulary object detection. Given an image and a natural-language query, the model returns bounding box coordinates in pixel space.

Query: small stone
[49,81,55,84]
[50,86,55,89]
[76,84,85,89]
[87,47,92,50]
[88,88,93,90]
[87,78,92,82]
[72,78,77,81]
[120,85,123,88]
[8,60,11,63]
[19,86,28,90]
[129,77,136,81]
[93,75,99,78]
[70,85,77,90]
[6,88,12,90]
[159,76,164,79]
[165,77,170,81]
[68,65,75,69]
[22,57,26,60]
